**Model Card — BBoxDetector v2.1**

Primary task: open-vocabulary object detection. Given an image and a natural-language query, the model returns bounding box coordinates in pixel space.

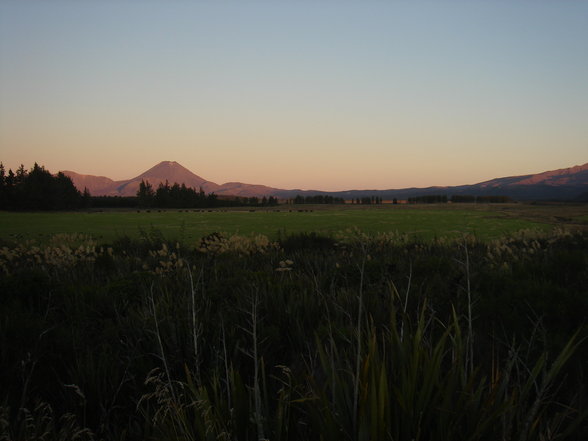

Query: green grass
[0,206,554,243]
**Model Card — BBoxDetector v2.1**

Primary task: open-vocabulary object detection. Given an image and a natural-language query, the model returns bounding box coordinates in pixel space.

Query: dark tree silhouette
[137,180,155,207]
[293,195,345,204]
[0,163,82,210]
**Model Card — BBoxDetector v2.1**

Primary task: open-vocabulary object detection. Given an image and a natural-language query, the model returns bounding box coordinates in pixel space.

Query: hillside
[273,163,588,201]
[63,161,588,201]
[60,171,120,196]
[113,161,221,196]
[63,161,282,197]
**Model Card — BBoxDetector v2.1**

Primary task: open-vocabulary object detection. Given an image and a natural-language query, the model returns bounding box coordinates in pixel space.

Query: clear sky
[1,1,587,191]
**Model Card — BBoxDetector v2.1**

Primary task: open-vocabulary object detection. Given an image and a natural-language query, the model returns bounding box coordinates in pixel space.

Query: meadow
[2,203,587,244]
[1,203,587,440]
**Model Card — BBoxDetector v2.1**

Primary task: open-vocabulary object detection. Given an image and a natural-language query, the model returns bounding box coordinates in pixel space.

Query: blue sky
[1,1,587,190]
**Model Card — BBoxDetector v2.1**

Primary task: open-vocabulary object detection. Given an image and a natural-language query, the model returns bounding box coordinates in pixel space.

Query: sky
[0,1,587,191]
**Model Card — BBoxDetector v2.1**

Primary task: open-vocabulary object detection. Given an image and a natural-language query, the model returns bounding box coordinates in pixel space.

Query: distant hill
[273,163,588,201]
[63,161,588,201]
[60,171,119,196]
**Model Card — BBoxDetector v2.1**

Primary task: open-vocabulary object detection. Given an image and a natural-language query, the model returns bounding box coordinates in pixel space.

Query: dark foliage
[408,194,448,203]
[350,195,383,204]
[293,194,345,204]
[137,179,279,208]
[279,231,338,252]
[0,163,83,210]
[1,231,587,440]
[90,196,139,208]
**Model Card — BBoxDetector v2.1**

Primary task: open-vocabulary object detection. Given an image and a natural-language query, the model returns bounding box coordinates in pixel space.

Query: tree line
[0,162,282,210]
[350,196,383,205]
[408,194,513,204]
[0,163,87,210]
[0,163,515,211]
[232,196,279,207]
[451,195,513,203]
[137,180,279,208]
[292,195,345,204]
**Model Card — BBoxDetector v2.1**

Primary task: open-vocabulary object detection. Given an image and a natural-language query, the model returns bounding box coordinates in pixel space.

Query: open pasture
[1,203,586,243]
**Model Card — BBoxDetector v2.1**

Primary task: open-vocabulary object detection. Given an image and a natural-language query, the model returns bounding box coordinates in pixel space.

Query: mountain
[112,161,221,196]
[63,161,588,201]
[272,162,588,201]
[216,182,281,197]
[63,161,281,197]
[477,163,588,188]
[60,171,119,196]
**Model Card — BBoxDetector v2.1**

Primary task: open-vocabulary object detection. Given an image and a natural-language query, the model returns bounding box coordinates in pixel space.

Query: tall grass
[0,230,586,440]
[139,300,585,441]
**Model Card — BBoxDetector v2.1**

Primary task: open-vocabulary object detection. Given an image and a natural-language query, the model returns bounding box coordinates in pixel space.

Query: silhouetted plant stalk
[353,242,367,435]
[149,284,176,404]
[250,292,266,441]
[455,237,475,374]
[400,261,412,342]
[187,264,203,384]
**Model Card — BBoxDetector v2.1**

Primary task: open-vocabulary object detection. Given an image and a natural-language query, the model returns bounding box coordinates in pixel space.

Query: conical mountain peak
[114,161,219,195]
[136,160,201,180]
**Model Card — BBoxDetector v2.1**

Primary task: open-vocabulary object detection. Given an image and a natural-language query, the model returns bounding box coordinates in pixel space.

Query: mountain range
[62,161,588,201]
[63,161,280,198]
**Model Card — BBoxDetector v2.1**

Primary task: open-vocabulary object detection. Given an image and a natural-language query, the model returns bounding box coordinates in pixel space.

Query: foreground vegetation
[1,227,587,440]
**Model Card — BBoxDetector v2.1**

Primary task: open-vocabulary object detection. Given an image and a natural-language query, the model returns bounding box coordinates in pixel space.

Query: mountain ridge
[62,161,588,201]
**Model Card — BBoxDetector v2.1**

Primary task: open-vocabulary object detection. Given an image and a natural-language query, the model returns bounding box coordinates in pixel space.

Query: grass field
[2,203,588,440]
[2,203,587,243]
[2,212,587,440]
